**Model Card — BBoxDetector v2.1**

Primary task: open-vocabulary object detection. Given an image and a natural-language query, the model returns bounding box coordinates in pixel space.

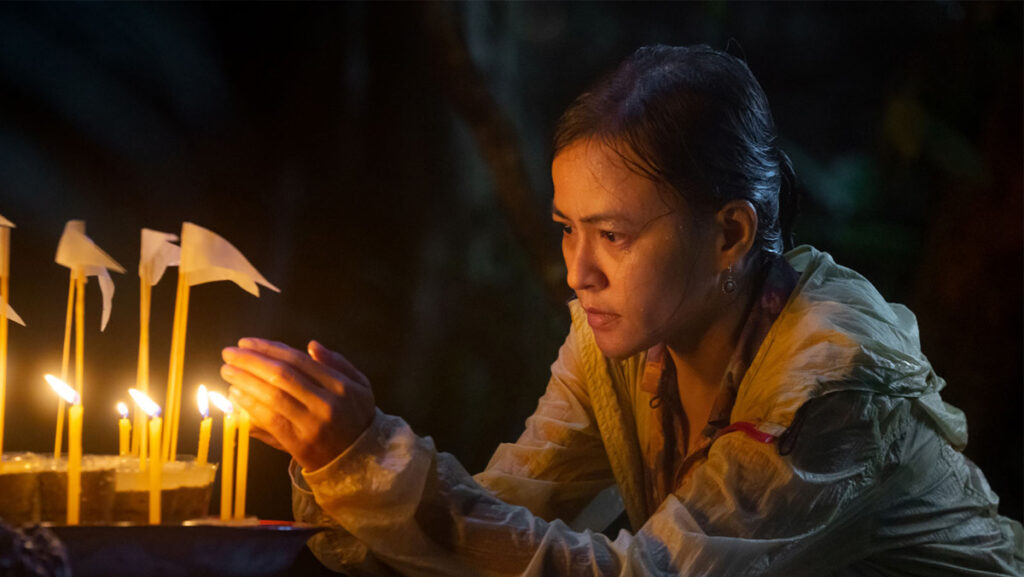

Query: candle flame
[116,401,129,419]
[197,384,209,418]
[45,374,79,405]
[208,391,233,415]
[129,388,162,418]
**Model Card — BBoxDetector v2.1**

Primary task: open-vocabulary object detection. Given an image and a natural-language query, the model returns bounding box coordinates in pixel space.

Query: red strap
[716,421,776,444]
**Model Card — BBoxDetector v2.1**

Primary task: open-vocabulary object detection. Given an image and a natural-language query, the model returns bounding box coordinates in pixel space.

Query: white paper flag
[55,221,126,331]
[2,301,24,327]
[140,229,180,286]
[179,222,279,296]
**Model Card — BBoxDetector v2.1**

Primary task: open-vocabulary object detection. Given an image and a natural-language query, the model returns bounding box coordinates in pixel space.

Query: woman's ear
[714,200,758,269]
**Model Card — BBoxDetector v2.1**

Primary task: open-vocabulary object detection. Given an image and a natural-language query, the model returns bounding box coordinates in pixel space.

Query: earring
[721,265,737,295]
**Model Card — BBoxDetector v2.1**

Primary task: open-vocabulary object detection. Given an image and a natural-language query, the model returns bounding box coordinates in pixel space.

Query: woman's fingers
[223,337,378,471]
[228,387,301,455]
[236,338,363,396]
[222,345,326,409]
[248,424,286,452]
[307,340,369,388]
[220,363,315,434]
[230,385,355,473]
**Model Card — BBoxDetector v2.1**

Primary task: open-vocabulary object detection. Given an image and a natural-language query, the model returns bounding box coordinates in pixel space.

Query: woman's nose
[565,240,606,292]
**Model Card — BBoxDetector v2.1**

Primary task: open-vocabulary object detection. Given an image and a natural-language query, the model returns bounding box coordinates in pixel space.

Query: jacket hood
[733,246,968,449]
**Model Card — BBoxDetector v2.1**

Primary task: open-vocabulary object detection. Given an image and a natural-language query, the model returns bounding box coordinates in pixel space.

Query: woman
[221,45,1022,576]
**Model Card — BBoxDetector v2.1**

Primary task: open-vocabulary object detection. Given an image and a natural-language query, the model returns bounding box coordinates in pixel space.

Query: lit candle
[45,374,81,525]
[138,412,148,472]
[147,414,162,524]
[0,221,12,462]
[234,409,250,520]
[68,403,82,525]
[130,388,162,524]
[117,402,131,456]
[196,385,212,466]
[209,391,235,520]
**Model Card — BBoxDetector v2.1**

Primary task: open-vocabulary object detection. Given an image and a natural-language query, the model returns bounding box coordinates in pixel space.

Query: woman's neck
[666,276,758,434]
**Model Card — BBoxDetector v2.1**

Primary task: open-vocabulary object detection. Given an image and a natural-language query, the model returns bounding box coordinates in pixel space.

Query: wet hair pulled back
[554,44,798,255]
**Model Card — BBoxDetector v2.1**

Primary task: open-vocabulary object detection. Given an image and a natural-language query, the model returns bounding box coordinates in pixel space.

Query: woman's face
[551,139,720,359]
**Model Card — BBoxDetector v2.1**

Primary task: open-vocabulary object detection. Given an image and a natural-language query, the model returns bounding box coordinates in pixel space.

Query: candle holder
[112,455,217,524]
[37,455,117,525]
[0,454,217,526]
[0,452,43,526]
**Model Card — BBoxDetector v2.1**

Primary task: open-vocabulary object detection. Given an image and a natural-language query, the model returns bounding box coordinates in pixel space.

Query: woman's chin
[593,333,648,361]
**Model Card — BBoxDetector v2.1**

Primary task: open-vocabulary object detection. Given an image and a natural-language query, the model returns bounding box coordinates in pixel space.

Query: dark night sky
[0,1,1019,529]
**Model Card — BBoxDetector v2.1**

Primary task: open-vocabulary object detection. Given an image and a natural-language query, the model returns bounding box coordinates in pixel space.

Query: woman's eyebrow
[551,204,631,225]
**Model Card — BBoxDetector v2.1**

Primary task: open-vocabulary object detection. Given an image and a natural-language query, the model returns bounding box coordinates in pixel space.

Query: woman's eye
[560,224,573,235]
[600,231,618,242]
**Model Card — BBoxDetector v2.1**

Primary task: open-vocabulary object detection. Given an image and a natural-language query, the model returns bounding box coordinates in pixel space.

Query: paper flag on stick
[55,221,126,331]
[140,229,180,286]
[56,221,125,271]
[0,213,18,461]
[2,303,23,327]
[179,223,279,296]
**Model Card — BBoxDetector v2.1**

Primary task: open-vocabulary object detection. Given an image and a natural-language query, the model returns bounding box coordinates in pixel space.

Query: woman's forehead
[552,140,683,221]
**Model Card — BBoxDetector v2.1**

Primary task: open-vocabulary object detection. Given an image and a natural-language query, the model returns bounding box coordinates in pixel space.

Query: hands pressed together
[220,338,376,472]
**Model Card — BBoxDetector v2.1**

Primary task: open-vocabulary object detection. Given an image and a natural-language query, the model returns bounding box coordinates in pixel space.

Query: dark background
[0,0,1019,541]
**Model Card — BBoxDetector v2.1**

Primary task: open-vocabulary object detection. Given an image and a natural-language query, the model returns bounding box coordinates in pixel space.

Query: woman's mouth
[585,307,620,330]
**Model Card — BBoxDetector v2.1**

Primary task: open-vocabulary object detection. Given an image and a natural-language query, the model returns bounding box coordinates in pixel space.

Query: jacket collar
[640,252,800,438]
[732,246,956,441]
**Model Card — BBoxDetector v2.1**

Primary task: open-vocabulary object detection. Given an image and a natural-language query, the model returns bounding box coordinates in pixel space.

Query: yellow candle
[74,272,84,400]
[117,402,131,456]
[196,385,211,465]
[148,416,162,524]
[69,270,85,526]
[197,417,212,466]
[139,415,148,472]
[128,388,163,524]
[68,403,82,525]
[220,411,235,521]
[208,390,235,520]
[45,374,80,525]
[133,275,150,457]
[54,275,75,459]
[234,409,250,520]
[163,274,190,463]
[0,225,10,460]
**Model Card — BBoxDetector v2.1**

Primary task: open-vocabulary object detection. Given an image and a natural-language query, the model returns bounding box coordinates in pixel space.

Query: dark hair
[554,45,799,255]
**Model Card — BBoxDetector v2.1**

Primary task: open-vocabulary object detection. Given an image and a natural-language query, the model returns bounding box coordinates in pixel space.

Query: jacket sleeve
[292,460,401,577]
[292,322,618,573]
[472,318,617,526]
[297,382,1016,576]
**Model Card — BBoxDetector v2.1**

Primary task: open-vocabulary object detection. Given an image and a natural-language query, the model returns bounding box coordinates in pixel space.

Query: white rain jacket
[291,246,1023,576]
